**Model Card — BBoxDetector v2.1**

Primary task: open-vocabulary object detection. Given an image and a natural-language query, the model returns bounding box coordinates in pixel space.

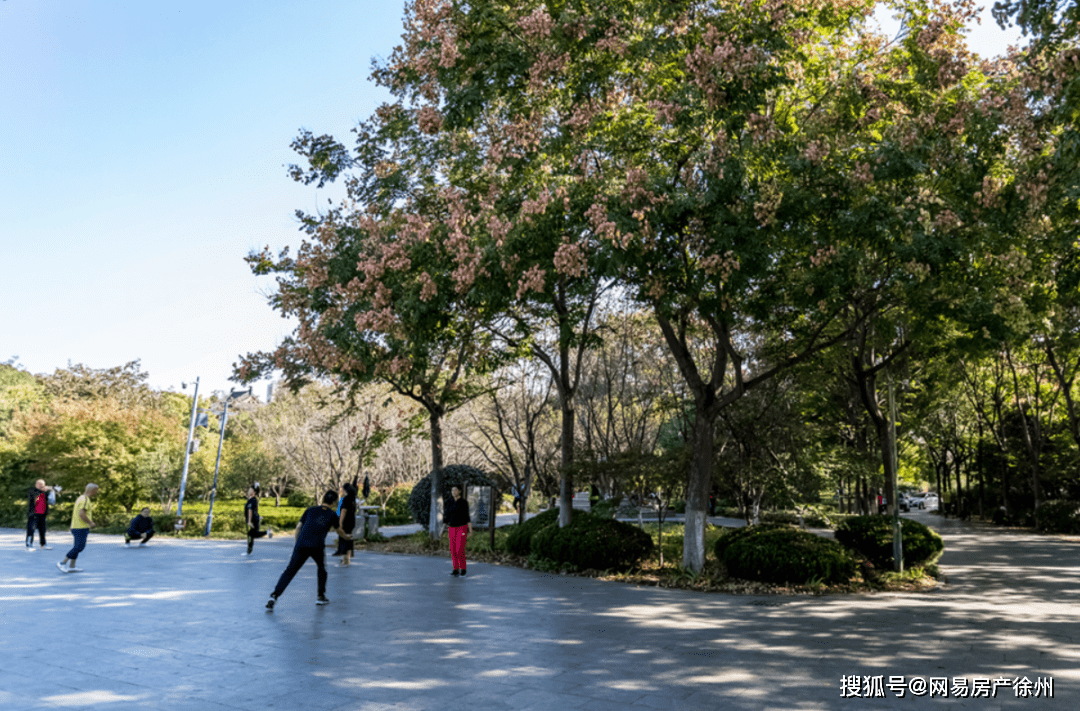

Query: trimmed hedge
[530,510,655,572]
[505,508,560,556]
[720,527,857,585]
[834,515,944,569]
[1035,500,1080,534]
[713,522,795,561]
[408,464,496,531]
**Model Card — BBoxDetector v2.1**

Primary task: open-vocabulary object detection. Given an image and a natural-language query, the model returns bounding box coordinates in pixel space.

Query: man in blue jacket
[266,490,352,610]
[125,508,155,547]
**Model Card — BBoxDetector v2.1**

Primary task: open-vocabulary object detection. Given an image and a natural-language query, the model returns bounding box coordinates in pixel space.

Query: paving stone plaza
[1,512,1077,710]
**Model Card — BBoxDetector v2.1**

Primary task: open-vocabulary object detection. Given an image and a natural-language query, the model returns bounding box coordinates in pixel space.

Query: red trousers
[448,525,468,570]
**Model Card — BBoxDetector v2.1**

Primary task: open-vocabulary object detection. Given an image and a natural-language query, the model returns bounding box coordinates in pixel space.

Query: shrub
[505,508,561,556]
[713,522,795,561]
[590,498,619,519]
[287,491,313,508]
[720,527,856,585]
[408,464,496,530]
[1036,500,1080,533]
[381,486,413,519]
[834,515,944,569]
[530,510,655,572]
[760,511,800,526]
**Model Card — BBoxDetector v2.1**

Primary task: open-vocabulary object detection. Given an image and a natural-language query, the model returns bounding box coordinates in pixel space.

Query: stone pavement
[1,511,1076,710]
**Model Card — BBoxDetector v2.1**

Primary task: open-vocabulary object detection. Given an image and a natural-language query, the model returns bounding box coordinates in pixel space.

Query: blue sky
[1,1,1021,399]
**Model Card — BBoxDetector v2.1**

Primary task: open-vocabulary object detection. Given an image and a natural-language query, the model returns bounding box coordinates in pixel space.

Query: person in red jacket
[26,479,56,551]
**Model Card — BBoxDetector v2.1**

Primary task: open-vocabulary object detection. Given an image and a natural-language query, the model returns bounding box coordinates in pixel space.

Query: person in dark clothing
[125,508,155,546]
[26,479,57,551]
[266,490,352,609]
[444,486,473,577]
[242,486,272,556]
[337,483,358,568]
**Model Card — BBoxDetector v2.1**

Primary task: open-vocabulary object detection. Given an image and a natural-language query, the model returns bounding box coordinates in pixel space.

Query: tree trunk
[558,394,575,528]
[682,407,714,573]
[428,408,444,541]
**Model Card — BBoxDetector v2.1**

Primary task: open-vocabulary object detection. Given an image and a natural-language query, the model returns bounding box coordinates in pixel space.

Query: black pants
[247,525,268,554]
[127,529,154,544]
[272,545,326,598]
[26,514,47,546]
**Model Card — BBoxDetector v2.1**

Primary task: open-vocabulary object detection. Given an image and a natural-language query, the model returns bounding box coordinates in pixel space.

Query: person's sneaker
[240,551,251,557]
[26,545,35,552]
[265,595,277,610]
[69,566,83,573]
[267,528,273,539]
[460,569,467,577]
[450,569,460,576]
[138,542,147,547]
[124,533,131,545]
[125,541,131,547]
[41,545,52,550]
[56,561,69,573]
[316,595,330,605]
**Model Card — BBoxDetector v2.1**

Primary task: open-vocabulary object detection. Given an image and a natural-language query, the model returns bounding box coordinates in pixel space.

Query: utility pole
[177,377,200,519]
[204,398,230,537]
[889,375,904,573]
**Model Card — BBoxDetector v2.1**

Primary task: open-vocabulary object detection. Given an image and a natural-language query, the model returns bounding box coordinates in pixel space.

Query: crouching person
[125,507,155,547]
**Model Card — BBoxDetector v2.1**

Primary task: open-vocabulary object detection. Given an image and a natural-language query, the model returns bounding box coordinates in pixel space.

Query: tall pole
[889,374,904,573]
[204,399,229,537]
[177,377,199,518]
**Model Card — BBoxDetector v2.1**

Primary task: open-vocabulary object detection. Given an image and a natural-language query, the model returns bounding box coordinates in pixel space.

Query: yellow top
[71,495,93,529]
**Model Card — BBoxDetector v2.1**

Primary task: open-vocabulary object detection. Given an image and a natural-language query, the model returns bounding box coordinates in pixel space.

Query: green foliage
[287,491,314,508]
[505,507,561,556]
[720,527,857,585]
[407,464,496,530]
[834,515,945,569]
[1035,500,1080,534]
[529,510,655,573]
[712,522,795,561]
[381,485,412,517]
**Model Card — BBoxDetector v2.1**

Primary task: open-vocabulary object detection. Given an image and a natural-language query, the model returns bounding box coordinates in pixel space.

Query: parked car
[907,493,925,509]
[898,495,912,512]
[921,493,940,511]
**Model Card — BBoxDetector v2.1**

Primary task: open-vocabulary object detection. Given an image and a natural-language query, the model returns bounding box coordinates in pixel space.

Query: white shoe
[69,566,83,573]
[26,546,35,552]
[138,542,147,547]
[267,528,274,539]
[56,561,69,573]
[41,545,52,550]
[125,542,131,547]
[240,551,251,557]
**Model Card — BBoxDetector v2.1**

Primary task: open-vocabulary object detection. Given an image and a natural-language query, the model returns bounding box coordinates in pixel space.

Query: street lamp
[176,377,200,521]
[204,387,252,537]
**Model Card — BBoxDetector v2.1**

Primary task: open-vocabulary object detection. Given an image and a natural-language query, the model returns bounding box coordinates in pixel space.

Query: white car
[921,493,940,511]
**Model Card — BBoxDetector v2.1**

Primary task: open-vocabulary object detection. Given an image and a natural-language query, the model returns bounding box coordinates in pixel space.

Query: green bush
[287,491,314,508]
[834,515,944,569]
[530,510,655,572]
[1035,500,1080,533]
[720,527,856,585]
[505,508,561,555]
[713,522,795,560]
[380,486,413,519]
[759,511,800,526]
[590,498,619,519]
[408,464,497,530]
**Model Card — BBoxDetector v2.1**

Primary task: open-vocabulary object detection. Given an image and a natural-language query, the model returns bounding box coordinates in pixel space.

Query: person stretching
[266,490,351,609]
[125,508,155,546]
[26,479,56,551]
[242,486,272,556]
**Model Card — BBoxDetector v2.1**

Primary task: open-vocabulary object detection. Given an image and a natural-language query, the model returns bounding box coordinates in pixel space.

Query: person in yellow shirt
[57,483,98,574]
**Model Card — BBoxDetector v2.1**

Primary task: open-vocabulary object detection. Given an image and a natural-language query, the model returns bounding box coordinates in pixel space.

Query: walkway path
[0,512,1075,710]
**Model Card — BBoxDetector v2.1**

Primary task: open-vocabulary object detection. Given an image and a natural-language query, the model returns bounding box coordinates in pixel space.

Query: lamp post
[177,377,200,519]
[204,388,251,537]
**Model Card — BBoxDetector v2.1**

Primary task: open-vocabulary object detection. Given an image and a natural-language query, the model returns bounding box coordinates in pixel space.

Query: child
[125,507,155,546]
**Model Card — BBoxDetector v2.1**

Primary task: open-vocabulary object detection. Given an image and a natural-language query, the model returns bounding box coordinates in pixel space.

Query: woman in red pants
[445,486,473,576]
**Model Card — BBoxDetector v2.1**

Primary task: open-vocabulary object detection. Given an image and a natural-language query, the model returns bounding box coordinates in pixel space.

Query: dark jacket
[128,514,154,534]
[27,487,49,517]
[444,496,471,528]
